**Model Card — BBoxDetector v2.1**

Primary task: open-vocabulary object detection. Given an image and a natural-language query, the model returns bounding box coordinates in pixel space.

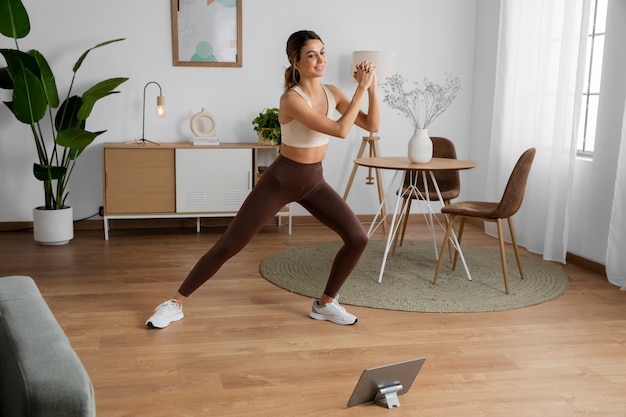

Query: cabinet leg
[104,217,109,240]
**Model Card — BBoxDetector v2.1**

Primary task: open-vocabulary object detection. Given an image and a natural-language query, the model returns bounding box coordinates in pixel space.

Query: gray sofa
[0,276,95,417]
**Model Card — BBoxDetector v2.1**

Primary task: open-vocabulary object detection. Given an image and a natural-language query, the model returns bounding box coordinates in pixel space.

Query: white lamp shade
[352,51,396,84]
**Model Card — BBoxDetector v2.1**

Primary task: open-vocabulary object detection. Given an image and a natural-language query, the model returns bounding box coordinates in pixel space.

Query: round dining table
[354,156,477,283]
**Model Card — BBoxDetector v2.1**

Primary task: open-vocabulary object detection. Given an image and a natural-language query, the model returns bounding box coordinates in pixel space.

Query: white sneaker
[146,300,184,328]
[309,298,357,325]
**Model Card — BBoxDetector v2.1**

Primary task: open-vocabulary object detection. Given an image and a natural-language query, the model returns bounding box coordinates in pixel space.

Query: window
[577,0,608,157]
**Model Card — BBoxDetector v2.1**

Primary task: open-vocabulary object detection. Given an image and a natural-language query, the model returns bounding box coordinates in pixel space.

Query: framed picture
[171,0,242,67]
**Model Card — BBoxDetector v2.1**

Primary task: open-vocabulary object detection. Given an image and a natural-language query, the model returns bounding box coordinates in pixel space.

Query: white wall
[466,0,500,200]
[2,0,622,268]
[0,0,478,221]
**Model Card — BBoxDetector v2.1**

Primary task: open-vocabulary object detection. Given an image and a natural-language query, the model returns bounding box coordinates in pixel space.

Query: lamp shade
[352,51,396,84]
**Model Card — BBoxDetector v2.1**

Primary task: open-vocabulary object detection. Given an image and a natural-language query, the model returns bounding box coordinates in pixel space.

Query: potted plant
[252,107,281,146]
[0,0,128,244]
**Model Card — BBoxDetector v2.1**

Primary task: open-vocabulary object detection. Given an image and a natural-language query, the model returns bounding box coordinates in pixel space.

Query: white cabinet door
[175,148,252,213]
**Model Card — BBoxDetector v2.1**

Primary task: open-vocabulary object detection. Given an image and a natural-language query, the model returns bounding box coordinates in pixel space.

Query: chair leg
[442,200,454,262]
[433,214,456,285]
[496,218,510,294]
[399,198,413,248]
[507,217,525,279]
[391,198,410,256]
[451,216,466,271]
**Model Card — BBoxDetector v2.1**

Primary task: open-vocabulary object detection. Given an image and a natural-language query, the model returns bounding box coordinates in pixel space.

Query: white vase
[33,206,74,245]
[407,128,433,163]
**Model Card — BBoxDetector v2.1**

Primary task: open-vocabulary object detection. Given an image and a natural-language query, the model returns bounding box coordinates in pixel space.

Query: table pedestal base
[367,170,472,284]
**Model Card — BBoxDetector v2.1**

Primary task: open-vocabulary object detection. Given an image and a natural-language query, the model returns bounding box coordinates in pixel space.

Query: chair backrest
[405,137,460,198]
[493,147,536,219]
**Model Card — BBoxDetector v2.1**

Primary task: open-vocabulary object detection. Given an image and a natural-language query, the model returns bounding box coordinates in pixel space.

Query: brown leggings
[177,154,368,298]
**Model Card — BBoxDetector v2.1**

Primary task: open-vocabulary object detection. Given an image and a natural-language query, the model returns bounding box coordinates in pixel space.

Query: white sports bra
[280,85,336,148]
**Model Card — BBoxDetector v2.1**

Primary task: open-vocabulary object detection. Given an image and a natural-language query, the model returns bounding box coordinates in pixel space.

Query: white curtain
[489,0,587,263]
[606,99,626,289]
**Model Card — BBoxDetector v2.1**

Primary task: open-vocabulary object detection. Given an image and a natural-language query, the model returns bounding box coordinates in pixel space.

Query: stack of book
[190,136,219,146]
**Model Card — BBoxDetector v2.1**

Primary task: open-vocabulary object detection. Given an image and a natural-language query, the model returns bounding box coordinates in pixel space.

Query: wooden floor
[1,217,625,417]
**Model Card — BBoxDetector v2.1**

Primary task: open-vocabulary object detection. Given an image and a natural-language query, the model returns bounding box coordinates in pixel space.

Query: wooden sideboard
[102,142,290,239]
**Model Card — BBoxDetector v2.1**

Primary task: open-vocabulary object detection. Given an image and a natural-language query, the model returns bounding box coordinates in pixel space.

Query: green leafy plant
[0,0,128,209]
[252,107,281,145]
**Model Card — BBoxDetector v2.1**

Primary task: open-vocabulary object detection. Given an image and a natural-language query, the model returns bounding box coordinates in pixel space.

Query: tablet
[346,357,426,408]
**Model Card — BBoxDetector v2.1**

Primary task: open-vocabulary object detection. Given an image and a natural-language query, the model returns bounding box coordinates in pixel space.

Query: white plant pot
[33,206,74,245]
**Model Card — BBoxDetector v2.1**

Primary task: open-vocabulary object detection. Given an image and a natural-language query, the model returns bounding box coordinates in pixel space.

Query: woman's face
[296,39,326,79]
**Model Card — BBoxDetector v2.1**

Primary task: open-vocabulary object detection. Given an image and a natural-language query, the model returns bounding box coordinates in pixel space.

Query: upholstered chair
[433,147,536,294]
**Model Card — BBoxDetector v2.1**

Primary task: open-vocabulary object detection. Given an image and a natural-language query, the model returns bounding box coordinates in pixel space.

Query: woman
[146,30,379,328]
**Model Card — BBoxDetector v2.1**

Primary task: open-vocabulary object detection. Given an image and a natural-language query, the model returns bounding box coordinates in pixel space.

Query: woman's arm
[331,80,380,133]
[279,67,376,139]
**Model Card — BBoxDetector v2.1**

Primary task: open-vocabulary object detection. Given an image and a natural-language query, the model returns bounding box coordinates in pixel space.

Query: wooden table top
[354,156,476,171]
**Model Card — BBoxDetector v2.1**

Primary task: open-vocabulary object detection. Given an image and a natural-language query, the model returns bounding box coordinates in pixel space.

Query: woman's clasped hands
[354,60,377,90]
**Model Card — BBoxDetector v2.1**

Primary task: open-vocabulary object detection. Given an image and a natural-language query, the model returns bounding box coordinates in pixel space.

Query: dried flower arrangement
[382,73,464,129]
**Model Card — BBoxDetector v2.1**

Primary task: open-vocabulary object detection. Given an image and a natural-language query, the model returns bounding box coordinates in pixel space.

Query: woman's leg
[298,182,368,299]
[176,159,297,297]
[147,157,302,328]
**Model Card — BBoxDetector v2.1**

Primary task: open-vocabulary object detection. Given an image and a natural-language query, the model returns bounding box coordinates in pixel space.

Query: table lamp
[129,81,166,145]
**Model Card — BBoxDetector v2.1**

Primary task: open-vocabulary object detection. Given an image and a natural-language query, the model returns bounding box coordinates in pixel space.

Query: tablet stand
[375,383,404,408]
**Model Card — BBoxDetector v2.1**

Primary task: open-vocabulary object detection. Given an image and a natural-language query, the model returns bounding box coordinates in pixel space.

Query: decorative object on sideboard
[0,0,128,245]
[252,107,281,146]
[382,73,463,163]
[190,108,219,145]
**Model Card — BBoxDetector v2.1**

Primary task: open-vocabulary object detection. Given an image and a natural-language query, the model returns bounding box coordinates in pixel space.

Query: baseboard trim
[566,252,606,277]
[0,221,33,232]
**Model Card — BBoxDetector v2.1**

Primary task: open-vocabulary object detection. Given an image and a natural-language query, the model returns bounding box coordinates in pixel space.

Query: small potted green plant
[252,107,280,146]
[0,0,128,244]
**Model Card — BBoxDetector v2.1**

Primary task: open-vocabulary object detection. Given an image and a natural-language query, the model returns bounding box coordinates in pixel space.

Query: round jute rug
[259,240,569,313]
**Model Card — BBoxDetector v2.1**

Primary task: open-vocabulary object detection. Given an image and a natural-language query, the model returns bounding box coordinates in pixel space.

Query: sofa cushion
[0,276,95,417]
